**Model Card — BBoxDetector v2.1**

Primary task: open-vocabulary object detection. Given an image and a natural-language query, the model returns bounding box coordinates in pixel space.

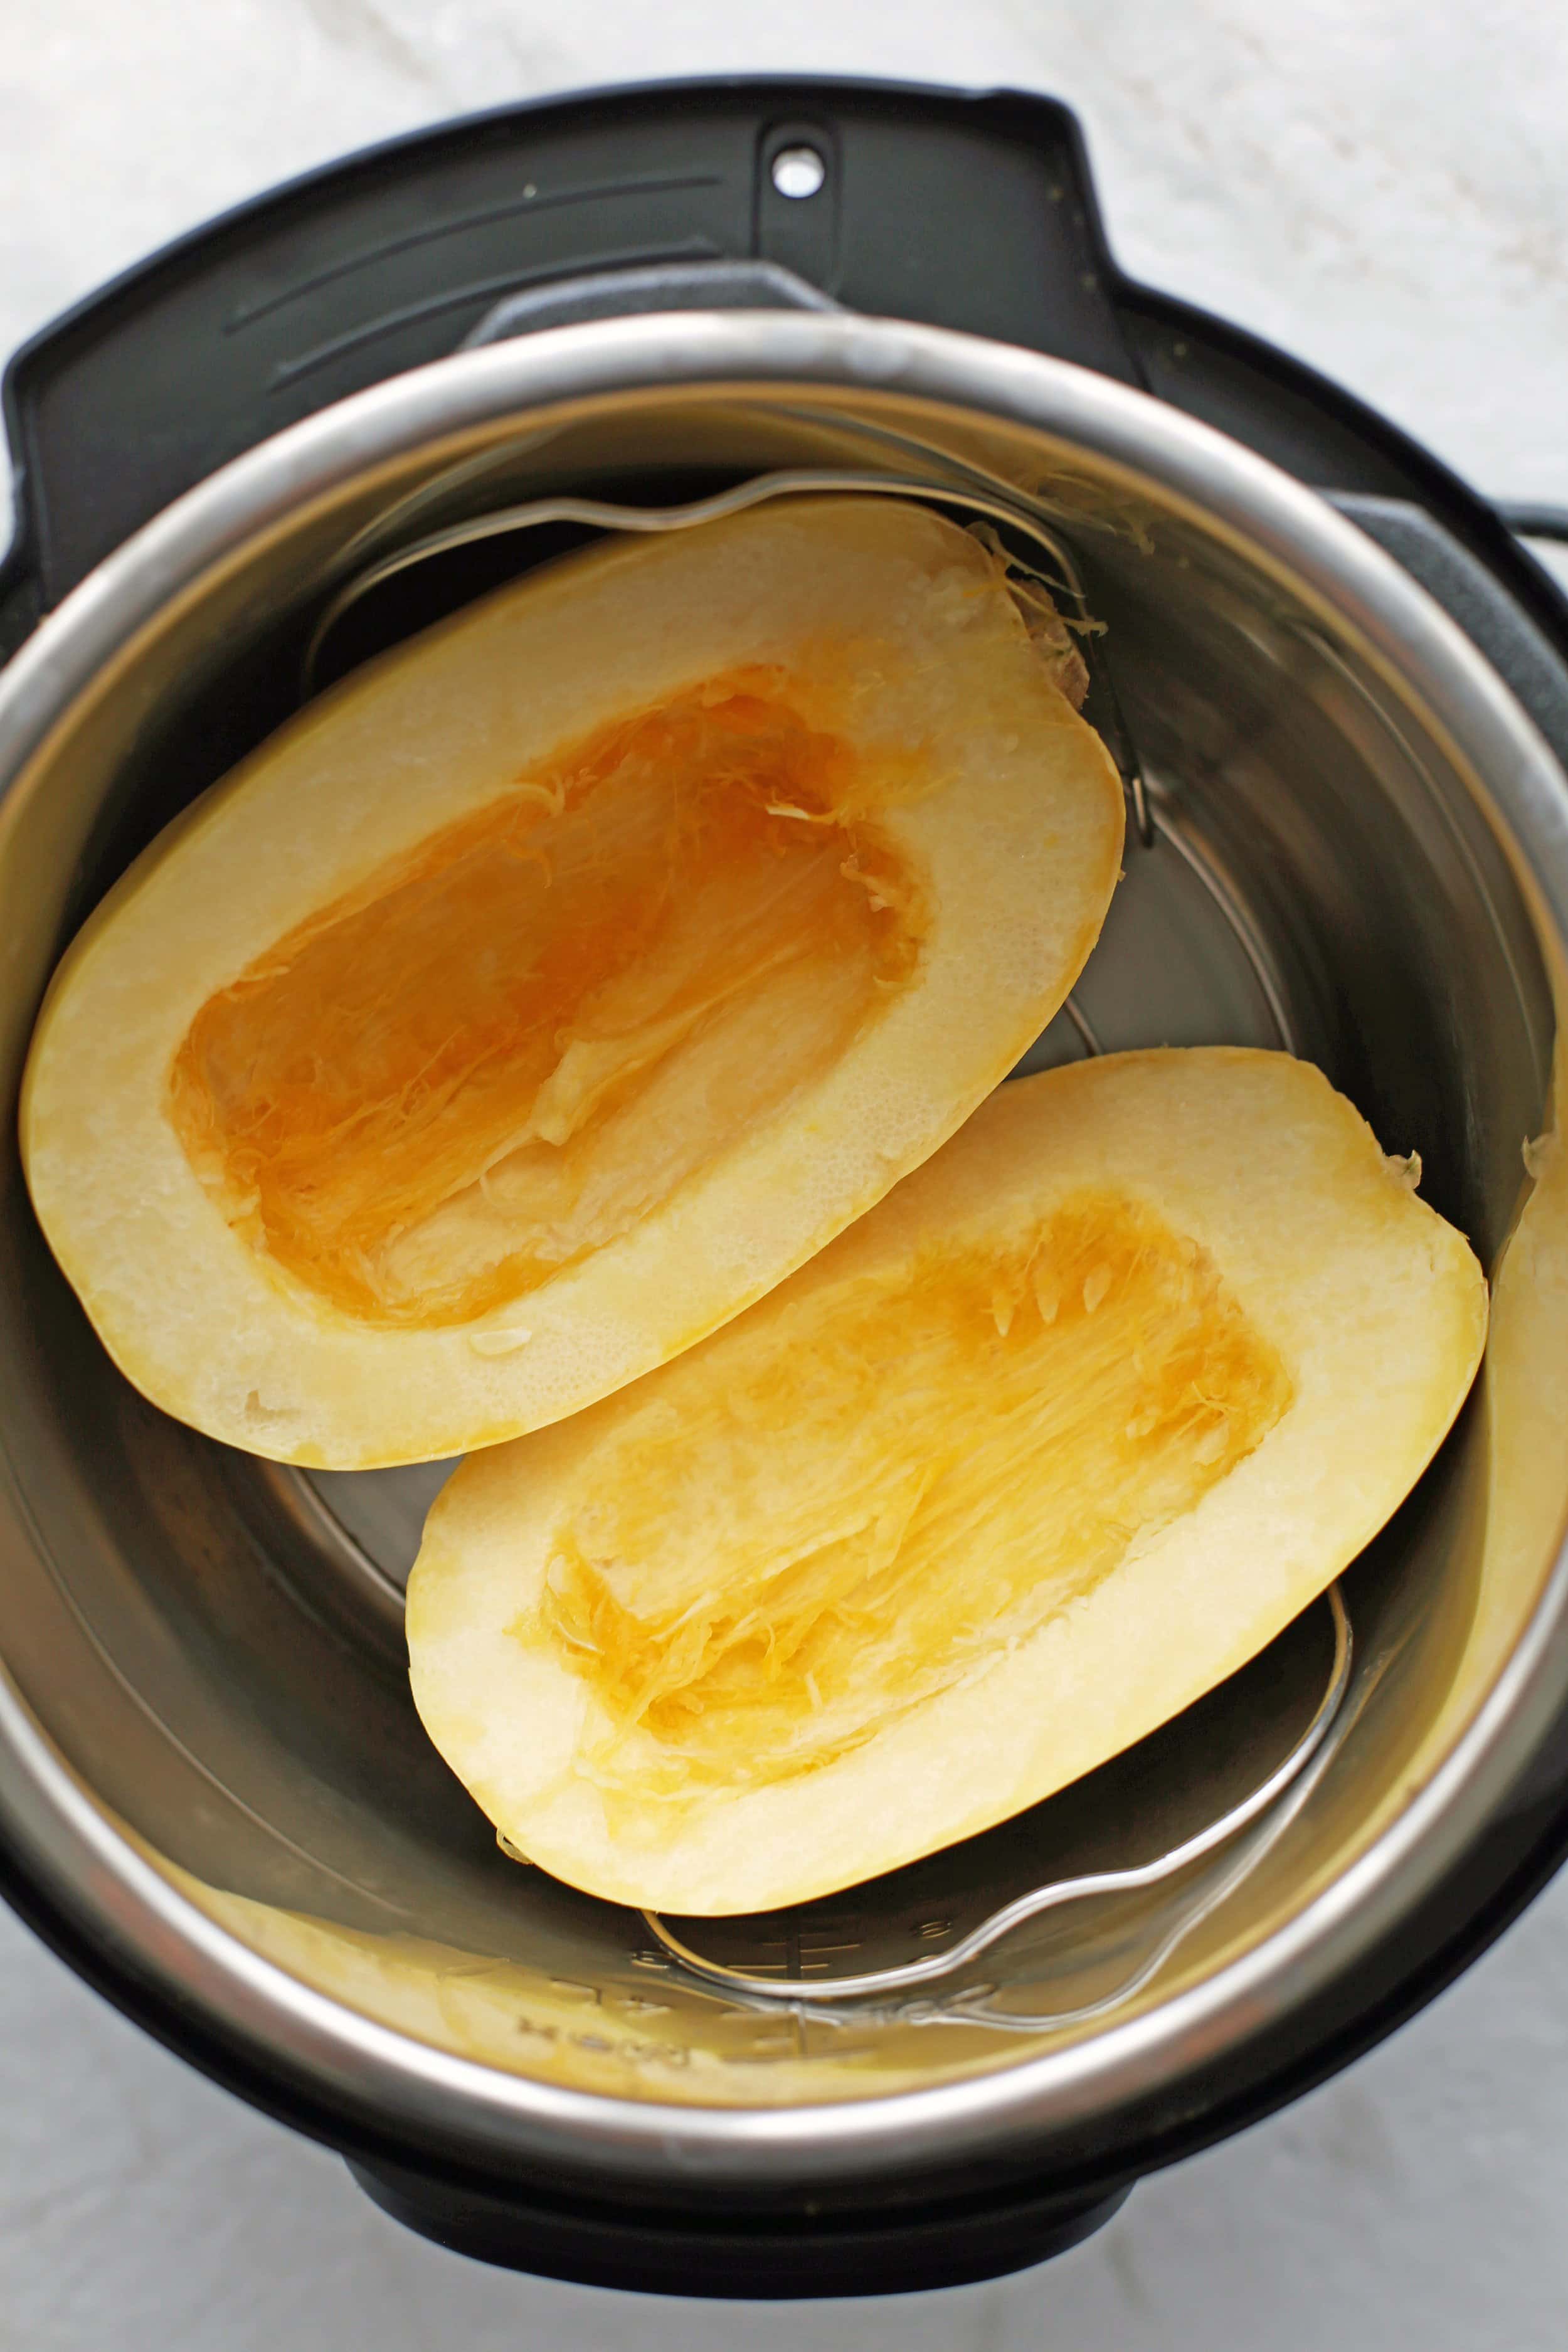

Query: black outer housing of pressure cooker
[4,78,1568,2299]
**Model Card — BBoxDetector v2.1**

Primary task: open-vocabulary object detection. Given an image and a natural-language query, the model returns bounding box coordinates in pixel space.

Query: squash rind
[406,1047,1489,1915]
[20,498,1125,1467]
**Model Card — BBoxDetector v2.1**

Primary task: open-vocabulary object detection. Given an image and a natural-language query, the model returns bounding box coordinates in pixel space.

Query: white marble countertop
[4,5,1568,2346]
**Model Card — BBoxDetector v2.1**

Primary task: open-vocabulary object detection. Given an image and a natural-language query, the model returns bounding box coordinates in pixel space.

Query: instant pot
[5,77,1568,2300]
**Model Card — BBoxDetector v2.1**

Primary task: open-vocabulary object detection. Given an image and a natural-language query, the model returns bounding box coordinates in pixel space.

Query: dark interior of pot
[0,379,1562,2121]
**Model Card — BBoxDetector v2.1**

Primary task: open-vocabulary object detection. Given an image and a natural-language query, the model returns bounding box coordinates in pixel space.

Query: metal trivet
[637,1583,1352,2015]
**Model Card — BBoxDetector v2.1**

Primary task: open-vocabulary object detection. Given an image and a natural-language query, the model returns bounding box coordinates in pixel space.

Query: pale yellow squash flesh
[19,498,1123,1468]
[406,1049,1488,1917]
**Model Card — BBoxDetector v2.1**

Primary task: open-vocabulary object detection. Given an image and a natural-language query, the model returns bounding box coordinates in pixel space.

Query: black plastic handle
[0,77,1138,628]
[348,2152,1130,2299]
[8,70,1568,689]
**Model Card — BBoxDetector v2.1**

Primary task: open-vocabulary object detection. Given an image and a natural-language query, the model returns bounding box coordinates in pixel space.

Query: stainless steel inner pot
[4,310,1568,2248]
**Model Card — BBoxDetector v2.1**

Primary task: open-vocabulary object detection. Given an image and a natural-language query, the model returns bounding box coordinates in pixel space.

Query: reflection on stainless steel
[1148,800,1297,1052]
[0,314,1564,2198]
[642,1586,1351,2011]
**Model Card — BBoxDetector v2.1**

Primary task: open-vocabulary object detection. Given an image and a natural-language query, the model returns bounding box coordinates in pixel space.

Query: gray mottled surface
[4,4,1568,2344]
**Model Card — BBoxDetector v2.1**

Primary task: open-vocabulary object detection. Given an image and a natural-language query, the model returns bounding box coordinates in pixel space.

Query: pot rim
[3,306,1567,2194]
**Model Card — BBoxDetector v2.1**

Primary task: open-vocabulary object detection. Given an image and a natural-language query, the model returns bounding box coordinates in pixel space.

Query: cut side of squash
[406,1049,1488,1917]
[20,497,1124,1468]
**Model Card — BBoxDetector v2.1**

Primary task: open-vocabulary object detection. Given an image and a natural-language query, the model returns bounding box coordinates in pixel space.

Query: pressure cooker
[3,76,1568,2298]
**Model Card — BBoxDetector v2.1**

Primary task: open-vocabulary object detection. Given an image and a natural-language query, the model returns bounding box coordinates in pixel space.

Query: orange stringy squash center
[538,1192,1293,1801]
[168,672,926,1327]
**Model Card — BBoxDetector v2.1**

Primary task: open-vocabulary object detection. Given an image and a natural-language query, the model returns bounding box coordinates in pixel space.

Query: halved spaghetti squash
[21,497,1123,1467]
[406,1048,1488,1915]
